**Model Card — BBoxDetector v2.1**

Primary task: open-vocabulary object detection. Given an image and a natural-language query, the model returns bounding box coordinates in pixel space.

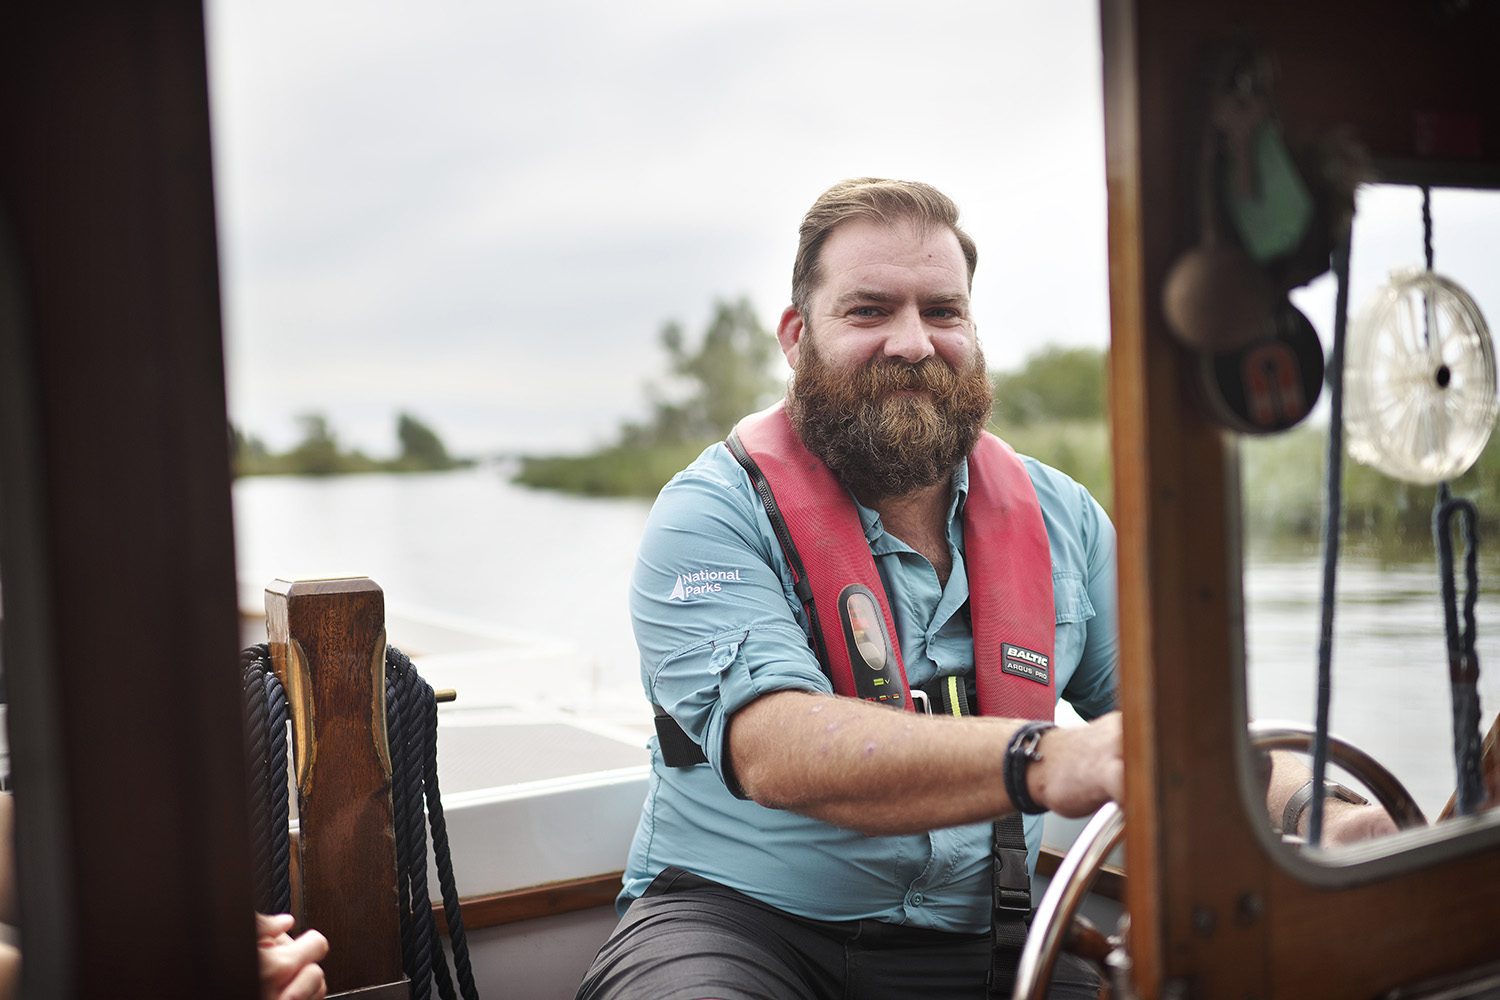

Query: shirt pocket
[1052,570,1096,687]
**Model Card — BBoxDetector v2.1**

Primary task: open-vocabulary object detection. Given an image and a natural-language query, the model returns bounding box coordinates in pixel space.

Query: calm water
[233,466,1500,817]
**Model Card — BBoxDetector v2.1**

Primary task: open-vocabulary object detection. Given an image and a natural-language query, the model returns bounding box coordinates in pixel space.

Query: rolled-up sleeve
[630,447,830,790]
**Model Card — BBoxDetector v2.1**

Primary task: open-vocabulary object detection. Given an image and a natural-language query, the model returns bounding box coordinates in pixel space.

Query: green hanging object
[1220,119,1315,264]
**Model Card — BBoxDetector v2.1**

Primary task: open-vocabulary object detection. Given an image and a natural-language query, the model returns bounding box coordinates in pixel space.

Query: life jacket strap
[987,813,1033,998]
[918,673,974,717]
[653,703,707,767]
[726,426,831,674]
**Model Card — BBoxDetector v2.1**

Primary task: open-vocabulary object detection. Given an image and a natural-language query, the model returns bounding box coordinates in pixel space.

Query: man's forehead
[815,220,968,293]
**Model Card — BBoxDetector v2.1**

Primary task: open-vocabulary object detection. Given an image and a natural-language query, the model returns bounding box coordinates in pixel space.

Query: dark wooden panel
[0,2,260,996]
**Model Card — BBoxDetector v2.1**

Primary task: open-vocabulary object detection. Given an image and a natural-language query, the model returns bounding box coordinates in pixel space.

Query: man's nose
[883,309,935,363]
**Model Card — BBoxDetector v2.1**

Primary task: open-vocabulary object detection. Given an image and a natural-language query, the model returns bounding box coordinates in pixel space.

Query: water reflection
[232,467,1500,844]
[1245,540,1500,824]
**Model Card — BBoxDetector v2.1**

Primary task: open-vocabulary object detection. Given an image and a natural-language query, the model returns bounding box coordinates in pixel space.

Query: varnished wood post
[266,578,406,998]
[1102,2,1500,998]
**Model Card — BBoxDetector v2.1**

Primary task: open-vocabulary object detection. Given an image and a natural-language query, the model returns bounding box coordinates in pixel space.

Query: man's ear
[776,306,804,368]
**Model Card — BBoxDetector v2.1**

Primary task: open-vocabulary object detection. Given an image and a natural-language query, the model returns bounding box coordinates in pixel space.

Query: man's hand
[256,913,329,1000]
[1027,712,1124,818]
[1314,800,1400,846]
[1265,751,1406,847]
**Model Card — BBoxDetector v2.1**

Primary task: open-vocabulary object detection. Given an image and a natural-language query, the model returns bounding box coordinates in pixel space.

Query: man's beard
[787,334,994,501]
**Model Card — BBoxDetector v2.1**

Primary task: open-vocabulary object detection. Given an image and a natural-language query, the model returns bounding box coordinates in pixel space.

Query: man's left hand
[1029,711,1124,818]
[1318,800,1400,846]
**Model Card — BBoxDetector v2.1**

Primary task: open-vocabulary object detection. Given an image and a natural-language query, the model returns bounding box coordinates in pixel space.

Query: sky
[204,0,1112,456]
[205,1,1500,459]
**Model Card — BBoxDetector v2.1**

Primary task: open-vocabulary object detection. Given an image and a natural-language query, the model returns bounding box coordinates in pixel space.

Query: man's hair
[790,178,979,316]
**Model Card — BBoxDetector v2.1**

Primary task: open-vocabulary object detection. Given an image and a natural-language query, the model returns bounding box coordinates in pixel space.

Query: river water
[232,465,1500,819]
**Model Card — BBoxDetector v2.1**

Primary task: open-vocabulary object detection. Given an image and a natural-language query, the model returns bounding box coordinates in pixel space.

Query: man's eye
[850,306,883,318]
[927,308,960,319]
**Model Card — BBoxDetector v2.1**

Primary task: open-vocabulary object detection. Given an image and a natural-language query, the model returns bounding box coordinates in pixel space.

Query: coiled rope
[241,643,292,915]
[241,642,478,999]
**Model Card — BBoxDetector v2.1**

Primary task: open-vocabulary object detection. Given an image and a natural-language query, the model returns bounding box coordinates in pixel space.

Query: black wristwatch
[1280,778,1368,836]
[1003,721,1056,815]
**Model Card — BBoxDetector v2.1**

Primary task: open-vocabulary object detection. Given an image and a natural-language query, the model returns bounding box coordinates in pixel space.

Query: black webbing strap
[653,702,708,766]
[988,813,1033,999]
[919,671,973,718]
[913,628,1034,995]
[916,649,1033,994]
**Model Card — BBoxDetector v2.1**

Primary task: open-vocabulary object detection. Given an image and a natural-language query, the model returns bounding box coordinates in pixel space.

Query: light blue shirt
[622,440,1118,933]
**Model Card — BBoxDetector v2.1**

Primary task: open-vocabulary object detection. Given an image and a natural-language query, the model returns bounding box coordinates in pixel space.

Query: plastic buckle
[992,848,1031,916]
[910,689,932,714]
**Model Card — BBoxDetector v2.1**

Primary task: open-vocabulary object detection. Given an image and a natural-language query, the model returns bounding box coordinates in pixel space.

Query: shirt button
[910,892,924,906]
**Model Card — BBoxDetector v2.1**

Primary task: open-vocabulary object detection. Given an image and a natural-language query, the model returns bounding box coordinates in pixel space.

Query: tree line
[233,412,470,477]
[512,295,1500,552]
[513,298,1112,502]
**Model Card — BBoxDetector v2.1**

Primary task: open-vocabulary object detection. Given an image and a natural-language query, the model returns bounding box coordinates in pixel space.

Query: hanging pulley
[1344,269,1498,484]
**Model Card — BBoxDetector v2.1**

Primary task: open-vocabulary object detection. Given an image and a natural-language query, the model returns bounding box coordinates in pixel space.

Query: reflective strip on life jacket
[727,402,1055,723]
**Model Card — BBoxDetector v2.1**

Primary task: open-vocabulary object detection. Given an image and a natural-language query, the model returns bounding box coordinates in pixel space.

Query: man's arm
[1265,751,1400,846]
[729,691,1122,835]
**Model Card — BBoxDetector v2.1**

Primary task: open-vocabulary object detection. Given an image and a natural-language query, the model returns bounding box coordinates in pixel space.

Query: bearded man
[575,179,1123,1000]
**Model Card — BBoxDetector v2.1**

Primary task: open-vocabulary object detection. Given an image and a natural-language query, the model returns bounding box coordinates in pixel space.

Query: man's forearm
[1266,751,1399,844]
[727,690,1122,835]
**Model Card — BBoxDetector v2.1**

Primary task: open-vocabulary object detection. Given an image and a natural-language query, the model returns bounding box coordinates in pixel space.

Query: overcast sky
[205,1,1499,458]
[205,0,1112,456]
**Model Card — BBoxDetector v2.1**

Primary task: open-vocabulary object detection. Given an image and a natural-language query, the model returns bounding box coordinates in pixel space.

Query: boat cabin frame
[3,1,1500,997]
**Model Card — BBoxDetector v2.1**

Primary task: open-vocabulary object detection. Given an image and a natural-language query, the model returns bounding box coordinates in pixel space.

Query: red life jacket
[726,403,1055,722]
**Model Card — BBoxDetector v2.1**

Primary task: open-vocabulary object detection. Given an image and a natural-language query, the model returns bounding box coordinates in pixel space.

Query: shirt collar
[849,458,971,543]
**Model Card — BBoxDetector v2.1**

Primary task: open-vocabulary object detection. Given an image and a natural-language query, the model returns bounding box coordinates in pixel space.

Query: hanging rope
[1436,491,1485,813]
[241,642,479,999]
[1419,184,1487,816]
[241,643,292,914]
[1308,230,1354,846]
[387,645,480,1000]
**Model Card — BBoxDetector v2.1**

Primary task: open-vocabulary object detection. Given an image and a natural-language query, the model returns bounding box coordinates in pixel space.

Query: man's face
[779,218,977,374]
[780,218,993,501]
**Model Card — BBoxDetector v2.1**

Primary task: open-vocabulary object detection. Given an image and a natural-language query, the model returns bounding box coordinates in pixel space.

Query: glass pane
[1243,183,1500,849]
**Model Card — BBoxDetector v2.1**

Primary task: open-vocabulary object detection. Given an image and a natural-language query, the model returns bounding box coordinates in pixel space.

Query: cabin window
[1240,181,1500,862]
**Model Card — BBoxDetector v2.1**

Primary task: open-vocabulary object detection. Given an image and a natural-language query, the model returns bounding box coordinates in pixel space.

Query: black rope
[389,646,436,1000]
[241,642,478,999]
[1417,186,1486,815]
[241,647,272,910]
[241,643,292,914]
[1422,185,1434,274]
[1309,229,1354,846]
[421,677,478,1000]
[1436,490,1486,813]
[265,669,292,916]
[386,658,420,996]
[387,645,479,1000]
